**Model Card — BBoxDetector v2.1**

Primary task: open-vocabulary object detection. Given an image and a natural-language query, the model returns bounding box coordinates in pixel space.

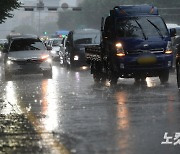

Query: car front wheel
[159,70,169,84]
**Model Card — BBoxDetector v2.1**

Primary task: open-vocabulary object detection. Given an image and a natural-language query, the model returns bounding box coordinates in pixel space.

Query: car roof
[72,28,100,34]
[48,38,63,41]
[10,34,39,40]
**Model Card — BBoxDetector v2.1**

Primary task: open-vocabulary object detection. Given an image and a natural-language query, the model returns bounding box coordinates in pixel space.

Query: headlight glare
[7,60,13,65]
[51,50,56,54]
[74,55,79,61]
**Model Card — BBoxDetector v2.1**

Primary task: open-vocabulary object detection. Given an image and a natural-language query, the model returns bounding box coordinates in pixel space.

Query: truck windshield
[116,16,168,39]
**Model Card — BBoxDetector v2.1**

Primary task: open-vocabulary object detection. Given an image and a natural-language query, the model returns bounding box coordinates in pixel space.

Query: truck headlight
[74,55,79,61]
[115,42,125,57]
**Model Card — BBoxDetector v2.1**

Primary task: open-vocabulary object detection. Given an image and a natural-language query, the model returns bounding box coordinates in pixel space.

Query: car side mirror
[170,28,176,37]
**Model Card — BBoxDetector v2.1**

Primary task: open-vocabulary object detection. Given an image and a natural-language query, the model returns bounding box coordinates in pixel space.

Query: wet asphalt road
[0,61,180,154]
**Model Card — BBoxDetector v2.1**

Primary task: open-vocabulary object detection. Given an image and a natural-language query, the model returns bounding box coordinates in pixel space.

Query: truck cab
[87,5,176,84]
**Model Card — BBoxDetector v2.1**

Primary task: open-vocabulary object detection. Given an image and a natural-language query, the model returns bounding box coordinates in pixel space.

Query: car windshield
[52,39,63,46]
[9,39,46,51]
[73,33,100,44]
[116,16,169,39]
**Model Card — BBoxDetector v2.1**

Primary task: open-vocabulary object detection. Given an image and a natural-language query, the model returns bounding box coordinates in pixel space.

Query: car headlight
[41,55,52,63]
[7,60,13,65]
[51,50,56,54]
[74,55,79,61]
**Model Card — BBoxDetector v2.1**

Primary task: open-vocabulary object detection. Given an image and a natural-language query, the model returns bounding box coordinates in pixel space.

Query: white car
[46,38,63,60]
[4,35,52,80]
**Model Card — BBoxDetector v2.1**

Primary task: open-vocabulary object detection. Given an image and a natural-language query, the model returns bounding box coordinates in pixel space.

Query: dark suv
[65,29,100,68]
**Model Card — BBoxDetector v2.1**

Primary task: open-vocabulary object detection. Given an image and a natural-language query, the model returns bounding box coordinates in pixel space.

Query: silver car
[46,38,63,60]
[4,35,52,80]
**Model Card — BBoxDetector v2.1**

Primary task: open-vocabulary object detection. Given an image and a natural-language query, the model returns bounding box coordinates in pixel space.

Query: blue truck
[85,5,176,84]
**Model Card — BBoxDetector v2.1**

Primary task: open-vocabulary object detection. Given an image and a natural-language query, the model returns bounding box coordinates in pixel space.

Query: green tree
[0,0,21,24]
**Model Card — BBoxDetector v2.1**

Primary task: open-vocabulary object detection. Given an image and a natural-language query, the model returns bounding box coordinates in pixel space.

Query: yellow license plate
[137,56,157,64]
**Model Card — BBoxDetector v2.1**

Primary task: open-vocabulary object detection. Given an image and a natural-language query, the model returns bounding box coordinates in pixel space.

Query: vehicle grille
[126,48,164,55]
[13,59,43,65]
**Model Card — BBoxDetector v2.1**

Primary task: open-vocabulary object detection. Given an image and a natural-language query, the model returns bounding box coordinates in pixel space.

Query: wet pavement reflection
[0,62,180,153]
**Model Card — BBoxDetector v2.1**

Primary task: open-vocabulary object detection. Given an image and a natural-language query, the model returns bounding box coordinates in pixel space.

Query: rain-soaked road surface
[0,61,180,154]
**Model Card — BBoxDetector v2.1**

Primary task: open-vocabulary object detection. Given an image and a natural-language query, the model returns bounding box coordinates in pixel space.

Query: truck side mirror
[170,28,176,37]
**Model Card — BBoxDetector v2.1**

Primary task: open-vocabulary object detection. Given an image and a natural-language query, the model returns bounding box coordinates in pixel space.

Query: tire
[43,69,52,79]
[107,62,118,85]
[159,70,169,84]
[177,62,180,90]
[5,71,12,81]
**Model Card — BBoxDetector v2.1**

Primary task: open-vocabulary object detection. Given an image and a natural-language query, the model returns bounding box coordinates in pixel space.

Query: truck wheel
[159,70,169,84]
[107,65,118,85]
[177,62,180,90]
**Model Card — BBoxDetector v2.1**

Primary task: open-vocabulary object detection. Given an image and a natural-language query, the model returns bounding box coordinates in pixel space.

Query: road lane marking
[18,103,70,154]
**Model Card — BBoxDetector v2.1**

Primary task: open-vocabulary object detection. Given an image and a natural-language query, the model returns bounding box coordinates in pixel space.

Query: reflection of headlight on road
[7,60,13,65]
[74,55,79,61]
[51,50,56,54]
[0,52,2,57]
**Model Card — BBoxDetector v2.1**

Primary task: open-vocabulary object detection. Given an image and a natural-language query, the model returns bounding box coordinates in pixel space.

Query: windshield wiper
[135,20,147,40]
[147,19,164,39]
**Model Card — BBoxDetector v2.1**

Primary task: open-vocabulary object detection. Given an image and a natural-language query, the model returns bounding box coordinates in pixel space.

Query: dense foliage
[57,0,180,30]
[0,0,21,24]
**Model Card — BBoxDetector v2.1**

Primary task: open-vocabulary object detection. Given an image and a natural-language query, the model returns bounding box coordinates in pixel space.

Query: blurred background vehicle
[166,23,180,69]
[3,34,52,80]
[54,30,69,38]
[64,28,100,69]
[46,38,63,61]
